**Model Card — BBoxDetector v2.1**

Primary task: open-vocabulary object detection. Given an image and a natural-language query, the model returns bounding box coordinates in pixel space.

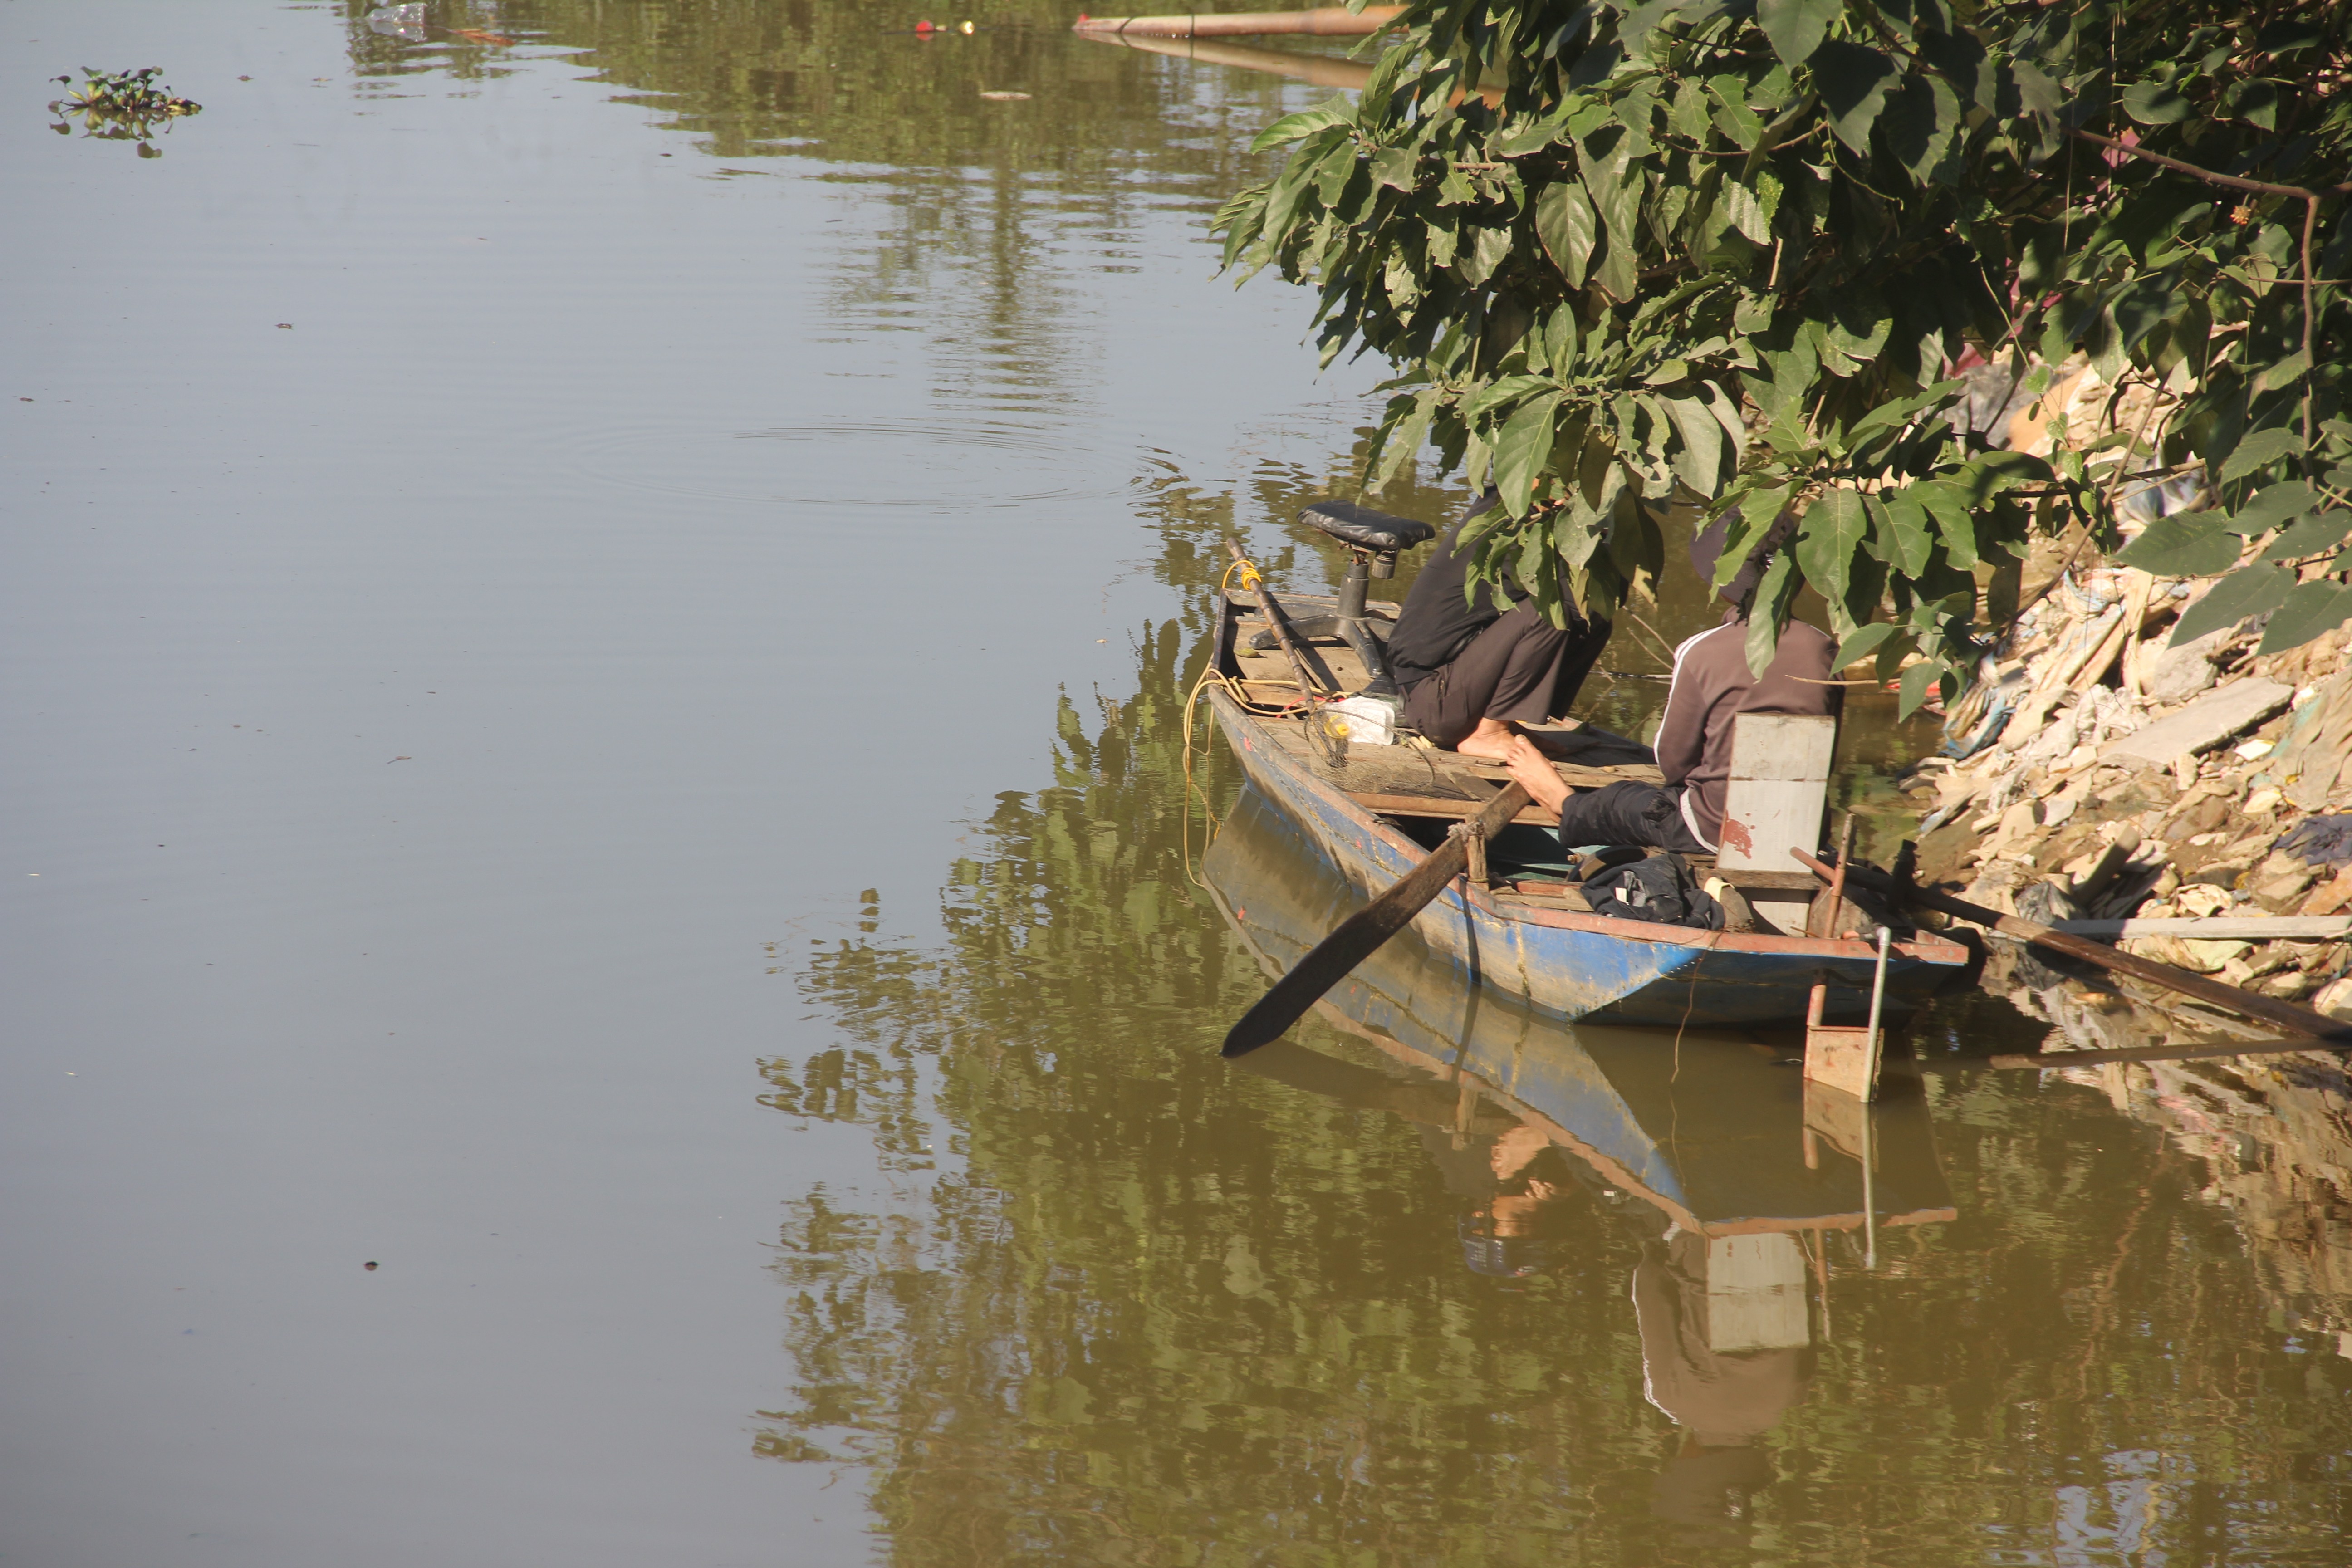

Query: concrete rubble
[1883,358,2352,1349]
[1905,575,2352,1014]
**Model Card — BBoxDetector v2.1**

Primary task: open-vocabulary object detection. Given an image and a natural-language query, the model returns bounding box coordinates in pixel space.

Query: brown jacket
[1657,614,1839,850]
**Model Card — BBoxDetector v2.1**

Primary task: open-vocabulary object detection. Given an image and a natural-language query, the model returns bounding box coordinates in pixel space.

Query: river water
[4,3,2348,1565]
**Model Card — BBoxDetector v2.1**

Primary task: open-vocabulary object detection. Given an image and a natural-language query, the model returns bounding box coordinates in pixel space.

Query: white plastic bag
[1324,695,1400,746]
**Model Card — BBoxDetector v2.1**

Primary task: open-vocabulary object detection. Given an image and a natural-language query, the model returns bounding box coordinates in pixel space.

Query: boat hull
[1209,688,1968,1028]
[1205,791,1957,1235]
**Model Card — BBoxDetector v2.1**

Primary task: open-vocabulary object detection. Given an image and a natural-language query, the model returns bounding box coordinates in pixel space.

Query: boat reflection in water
[1203,785,1957,1530]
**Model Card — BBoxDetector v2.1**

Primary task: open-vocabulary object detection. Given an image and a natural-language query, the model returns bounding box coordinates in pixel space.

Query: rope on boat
[1181,551,1342,884]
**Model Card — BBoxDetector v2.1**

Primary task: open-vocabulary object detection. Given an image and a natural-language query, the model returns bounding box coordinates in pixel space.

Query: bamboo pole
[1083,29,1504,108]
[1074,6,1405,38]
[1091,29,1374,93]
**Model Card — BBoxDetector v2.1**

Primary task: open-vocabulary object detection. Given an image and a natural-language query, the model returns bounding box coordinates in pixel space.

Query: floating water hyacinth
[47,67,201,155]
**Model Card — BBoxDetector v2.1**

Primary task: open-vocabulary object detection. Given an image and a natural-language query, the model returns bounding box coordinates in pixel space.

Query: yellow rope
[1181,549,1303,886]
[1179,662,1226,887]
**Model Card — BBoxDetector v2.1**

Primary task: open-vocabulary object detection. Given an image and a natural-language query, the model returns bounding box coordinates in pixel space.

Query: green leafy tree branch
[1216,1,2351,709]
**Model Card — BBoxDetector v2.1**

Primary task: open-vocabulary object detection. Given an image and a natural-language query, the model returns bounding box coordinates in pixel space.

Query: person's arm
[1652,625,1721,789]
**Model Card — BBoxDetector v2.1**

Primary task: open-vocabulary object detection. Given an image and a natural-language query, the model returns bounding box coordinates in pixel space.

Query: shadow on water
[774,491,2352,1563]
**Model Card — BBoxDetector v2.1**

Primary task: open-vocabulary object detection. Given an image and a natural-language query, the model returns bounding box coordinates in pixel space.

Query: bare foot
[1501,735,1571,814]
[1455,718,1519,761]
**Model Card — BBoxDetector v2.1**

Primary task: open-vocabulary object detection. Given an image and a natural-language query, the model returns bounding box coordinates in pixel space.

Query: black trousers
[1553,780,1707,854]
[1399,603,1613,750]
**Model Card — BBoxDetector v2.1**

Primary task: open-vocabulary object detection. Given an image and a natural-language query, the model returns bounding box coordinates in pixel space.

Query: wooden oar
[1792,847,2352,1045]
[1224,779,1532,1058]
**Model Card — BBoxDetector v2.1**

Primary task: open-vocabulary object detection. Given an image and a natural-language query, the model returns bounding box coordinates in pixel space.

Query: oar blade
[1220,857,1455,1057]
[1221,780,1532,1058]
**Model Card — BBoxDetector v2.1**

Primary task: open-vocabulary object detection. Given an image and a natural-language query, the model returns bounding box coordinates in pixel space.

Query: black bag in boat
[1579,850,1725,931]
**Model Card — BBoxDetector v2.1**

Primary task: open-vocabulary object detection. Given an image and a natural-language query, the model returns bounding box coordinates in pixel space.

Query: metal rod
[1861,1101,1877,1272]
[1865,926,1891,1064]
[1861,933,1886,1273]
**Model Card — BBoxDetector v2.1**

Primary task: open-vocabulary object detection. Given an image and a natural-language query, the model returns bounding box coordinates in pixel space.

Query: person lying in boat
[1499,508,1840,854]
[1384,491,1614,761]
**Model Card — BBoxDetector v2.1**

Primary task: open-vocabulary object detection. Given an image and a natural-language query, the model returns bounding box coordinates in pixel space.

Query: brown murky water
[5,4,2348,1564]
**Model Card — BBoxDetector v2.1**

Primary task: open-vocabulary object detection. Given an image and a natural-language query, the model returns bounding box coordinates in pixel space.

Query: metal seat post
[1246,500,1436,700]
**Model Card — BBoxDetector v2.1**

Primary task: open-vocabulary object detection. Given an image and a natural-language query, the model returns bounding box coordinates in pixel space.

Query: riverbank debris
[1903,539,2352,1024]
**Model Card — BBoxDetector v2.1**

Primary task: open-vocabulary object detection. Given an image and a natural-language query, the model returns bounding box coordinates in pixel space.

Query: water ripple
[563,418,1109,509]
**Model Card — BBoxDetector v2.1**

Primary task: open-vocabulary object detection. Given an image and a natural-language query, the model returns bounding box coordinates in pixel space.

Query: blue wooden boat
[1204,784,1959,1239]
[1207,583,1971,1029]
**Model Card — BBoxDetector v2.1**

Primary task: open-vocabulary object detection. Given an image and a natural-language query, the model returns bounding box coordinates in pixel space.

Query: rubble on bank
[1901,561,2352,1020]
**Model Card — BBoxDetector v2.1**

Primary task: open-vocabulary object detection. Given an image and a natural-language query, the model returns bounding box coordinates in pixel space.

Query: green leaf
[1755,0,1839,68]
[1580,136,1643,302]
[1460,223,1512,287]
[1947,450,2055,505]
[2169,563,2294,646]
[1824,295,1892,365]
[2254,349,2312,395]
[1813,43,1898,154]
[2262,505,2352,561]
[1661,396,1725,495]
[1712,485,1789,588]
[2011,58,2064,120]
[1846,539,1889,630]
[1880,490,1935,576]
[1369,387,1438,489]
[1534,182,1597,289]
[1250,98,1354,153]
[1745,551,1800,675]
[1912,482,1978,570]
[1494,393,1565,517]
[2221,77,2281,131]
[1836,622,1896,668]
[1367,147,1416,191]
[2226,481,2316,535]
[2220,425,2305,482]
[1874,631,1915,685]
[1709,83,1766,151]
[1897,656,1943,720]
[2122,79,2192,126]
[1494,107,1567,159]
[2119,510,2242,576]
[1541,306,1581,376]
[1797,490,1869,603]
[2255,580,2352,654]
[1719,179,1774,244]
[1881,74,1960,182]
[1668,79,1713,144]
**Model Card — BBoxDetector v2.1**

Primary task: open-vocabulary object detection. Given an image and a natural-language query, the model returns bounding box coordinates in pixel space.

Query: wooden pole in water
[1073,6,1405,38]
[1792,846,2352,1046]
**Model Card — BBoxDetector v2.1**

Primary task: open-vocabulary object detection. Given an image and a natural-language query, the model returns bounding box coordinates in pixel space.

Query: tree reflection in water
[765,495,2352,1566]
[325,3,2352,1558]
